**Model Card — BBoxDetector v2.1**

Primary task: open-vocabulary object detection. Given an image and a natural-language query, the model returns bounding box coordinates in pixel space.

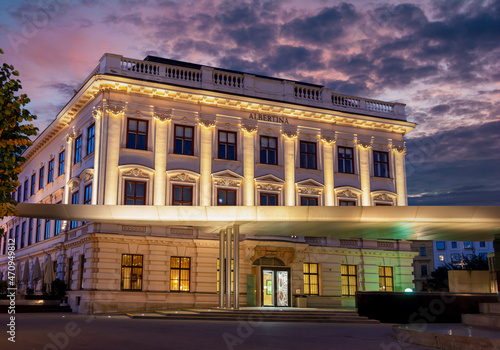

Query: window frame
[338,146,354,174]
[21,221,26,249]
[260,135,278,165]
[74,134,82,164]
[23,180,28,201]
[419,247,426,256]
[30,173,36,196]
[87,123,95,155]
[126,118,149,150]
[341,264,357,296]
[39,167,45,190]
[217,188,237,206]
[36,219,41,243]
[339,200,356,206]
[48,159,54,184]
[378,266,394,292]
[70,193,79,230]
[170,256,191,292]
[84,184,92,205]
[373,150,390,178]
[173,124,194,156]
[58,150,65,177]
[299,140,317,170]
[44,220,50,240]
[121,254,143,291]
[172,185,193,206]
[303,262,319,295]
[436,241,445,250]
[124,180,147,205]
[28,218,33,247]
[218,130,237,160]
[300,197,318,206]
[260,192,278,206]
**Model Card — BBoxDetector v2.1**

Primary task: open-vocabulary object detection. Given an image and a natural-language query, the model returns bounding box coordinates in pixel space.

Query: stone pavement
[0,313,434,350]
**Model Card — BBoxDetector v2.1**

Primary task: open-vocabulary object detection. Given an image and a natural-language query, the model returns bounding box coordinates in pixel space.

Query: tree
[0,48,38,236]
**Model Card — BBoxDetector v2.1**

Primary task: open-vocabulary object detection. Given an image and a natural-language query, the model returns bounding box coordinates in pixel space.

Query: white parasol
[42,255,55,294]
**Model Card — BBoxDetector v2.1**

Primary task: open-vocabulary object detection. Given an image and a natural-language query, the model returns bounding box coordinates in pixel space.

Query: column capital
[241,124,258,135]
[391,143,407,155]
[92,106,102,119]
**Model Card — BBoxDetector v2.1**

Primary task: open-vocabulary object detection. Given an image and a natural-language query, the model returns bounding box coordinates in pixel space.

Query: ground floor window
[216,258,233,292]
[121,254,143,291]
[379,266,394,291]
[170,257,190,292]
[341,264,357,296]
[67,257,73,290]
[303,262,319,295]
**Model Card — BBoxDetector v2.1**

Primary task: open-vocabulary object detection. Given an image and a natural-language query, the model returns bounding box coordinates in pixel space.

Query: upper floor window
[339,200,356,206]
[36,219,41,243]
[28,219,33,247]
[373,151,389,178]
[301,197,318,206]
[121,254,143,291]
[420,247,426,256]
[436,241,445,250]
[464,241,472,249]
[30,174,36,196]
[48,159,54,183]
[74,135,82,164]
[260,136,277,165]
[21,221,26,249]
[58,151,65,177]
[87,123,95,155]
[70,193,79,229]
[479,241,486,248]
[451,253,460,262]
[174,125,194,155]
[338,146,354,174]
[39,167,44,190]
[84,184,92,205]
[451,241,457,249]
[218,130,236,160]
[300,141,317,169]
[217,189,236,206]
[127,119,148,150]
[125,181,146,205]
[15,225,19,249]
[260,193,278,206]
[17,186,22,203]
[421,265,428,276]
[172,185,193,206]
[23,180,28,201]
[44,220,50,240]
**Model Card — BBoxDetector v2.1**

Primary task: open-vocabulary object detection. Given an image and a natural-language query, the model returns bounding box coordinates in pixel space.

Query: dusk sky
[1,0,499,205]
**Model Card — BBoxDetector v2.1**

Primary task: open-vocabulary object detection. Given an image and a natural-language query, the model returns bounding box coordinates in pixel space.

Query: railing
[377,241,395,249]
[332,94,360,108]
[213,72,243,88]
[366,100,394,113]
[165,66,201,82]
[121,58,160,76]
[340,239,359,246]
[295,85,322,100]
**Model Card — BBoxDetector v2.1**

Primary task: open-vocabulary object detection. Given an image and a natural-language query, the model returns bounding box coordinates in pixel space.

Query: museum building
[0,54,417,313]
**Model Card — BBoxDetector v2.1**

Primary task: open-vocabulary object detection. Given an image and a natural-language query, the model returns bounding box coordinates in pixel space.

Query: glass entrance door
[261,268,290,307]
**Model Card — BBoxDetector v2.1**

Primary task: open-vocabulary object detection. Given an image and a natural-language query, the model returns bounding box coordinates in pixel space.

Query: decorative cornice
[65,133,75,144]
[198,119,216,129]
[122,168,149,178]
[356,138,372,150]
[282,131,298,141]
[373,193,394,202]
[214,179,240,187]
[320,136,336,145]
[337,189,358,198]
[241,124,258,135]
[106,105,125,117]
[153,110,172,123]
[92,106,102,119]
[391,144,406,155]
[256,183,282,191]
[298,187,322,195]
[170,172,196,183]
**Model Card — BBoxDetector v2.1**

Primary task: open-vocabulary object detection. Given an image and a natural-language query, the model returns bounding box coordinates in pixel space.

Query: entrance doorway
[262,268,290,307]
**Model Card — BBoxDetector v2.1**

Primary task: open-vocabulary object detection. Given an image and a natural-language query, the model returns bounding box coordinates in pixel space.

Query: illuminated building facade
[0,54,417,313]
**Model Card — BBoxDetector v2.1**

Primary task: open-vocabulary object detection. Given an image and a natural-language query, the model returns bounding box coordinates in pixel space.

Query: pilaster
[283,130,297,206]
[153,113,170,205]
[242,125,257,206]
[103,104,124,205]
[392,144,407,206]
[357,137,372,206]
[321,136,335,206]
[199,119,214,206]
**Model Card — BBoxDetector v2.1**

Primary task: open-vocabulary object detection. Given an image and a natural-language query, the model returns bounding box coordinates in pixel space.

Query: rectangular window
[216,258,234,292]
[436,241,445,250]
[74,135,82,164]
[217,189,236,206]
[87,123,95,155]
[58,151,65,177]
[28,219,33,246]
[260,136,277,165]
[451,253,460,262]
[21,221,26,249]
[338,146,354,174]
[54,201,62,236]
[39,167,44,190]
[303,263,319,295]
[174,125,194,155]
[438,254,444,262]
[479,253,487,260]
[17,185,22,203]
[84,184,92,205]
[451,241,457,249]
[479,241,486,248]
[23,180,28,201]
[79,255,86,290]
[36,219,41,243]
[70,192,79,230]
[373,151,390,178]
[30,173,36,196]
[218,130,237,160]
[464,241,472,249]
[421,265,428,276]
[15,225,19,250]
[127,118,148,150]
[260,193,278,206]
[379,266,393,291]
[300,141,317,169]
[420,247,426,256]
[339,200,356,206]
[341,264,357,296]
[170,257,190,292]
[48,159,54,183]
[301,197,318,206]
[124,181,146,205]
[44,220,51,240]
[172,185,193,206]
[121,254,143,291]
[67,257,73,291]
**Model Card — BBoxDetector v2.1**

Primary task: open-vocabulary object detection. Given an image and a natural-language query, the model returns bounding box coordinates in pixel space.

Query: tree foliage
[0,48,38,236]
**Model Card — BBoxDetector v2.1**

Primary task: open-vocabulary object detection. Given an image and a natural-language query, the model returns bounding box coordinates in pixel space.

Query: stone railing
[96,54,406,121]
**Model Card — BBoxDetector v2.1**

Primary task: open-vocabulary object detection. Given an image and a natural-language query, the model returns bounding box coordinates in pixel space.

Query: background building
[433,241,494,269]
[0,53,417,313]
[410,240,435,292]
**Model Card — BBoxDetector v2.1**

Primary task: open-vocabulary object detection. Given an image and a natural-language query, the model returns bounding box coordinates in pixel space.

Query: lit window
[341,264,357,296]
[48,159,54,183]
[58,151,65,177]
[172,185,192,206]
[464,241,472,249]
[39,167,45,190]
[436,241,445,250]
[260,136,277,165]
[121,254,143,291]
[260,193,278,206]
[217,189,236,206]
[301,197,318,206]
[304,263,319,295]
[127,119,148,150]
[438,255,444,262]
[373,151,389,178]
[339,200,356,206]
[74,135,82,164]
[218,130,237,160]
[125,181,146,205]
[300,141,317,169]
[174,125,194,155]
[338,147,354,174]
[170,257,190,292]
[379,266,393,291]
[87,123,95,155]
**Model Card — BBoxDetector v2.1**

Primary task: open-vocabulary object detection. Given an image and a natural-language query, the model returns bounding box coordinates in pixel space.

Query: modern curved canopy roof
[13,204,500,241]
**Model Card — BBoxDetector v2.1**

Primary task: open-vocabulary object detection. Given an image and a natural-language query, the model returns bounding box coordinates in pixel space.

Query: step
[479,302,500,315]
[462,313,500,329]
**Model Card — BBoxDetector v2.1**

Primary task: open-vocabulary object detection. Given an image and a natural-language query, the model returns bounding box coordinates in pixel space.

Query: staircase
[125,308,379,324]
[462,302,500,328]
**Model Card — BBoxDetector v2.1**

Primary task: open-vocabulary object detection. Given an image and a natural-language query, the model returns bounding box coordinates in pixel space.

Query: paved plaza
[1,313,433,350]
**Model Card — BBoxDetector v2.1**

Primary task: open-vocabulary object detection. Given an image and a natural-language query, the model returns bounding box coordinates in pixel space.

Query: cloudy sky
[1,0,499,205]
